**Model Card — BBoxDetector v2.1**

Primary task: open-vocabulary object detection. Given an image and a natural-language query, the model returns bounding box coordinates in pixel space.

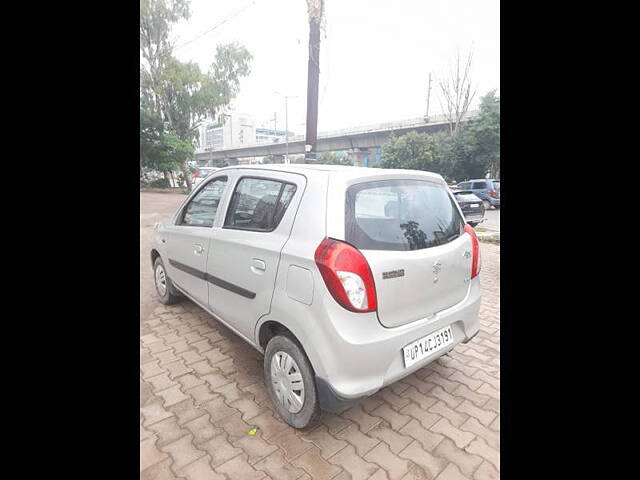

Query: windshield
[454,193,481,202]
[345,179,465,251]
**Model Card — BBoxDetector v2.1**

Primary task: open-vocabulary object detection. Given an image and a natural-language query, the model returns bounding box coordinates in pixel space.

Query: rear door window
[224,177,297,232]
[345,180,465,251]
[471,181,486,189]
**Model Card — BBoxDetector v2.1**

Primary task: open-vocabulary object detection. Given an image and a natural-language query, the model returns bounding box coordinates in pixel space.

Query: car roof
[213,163,444,182]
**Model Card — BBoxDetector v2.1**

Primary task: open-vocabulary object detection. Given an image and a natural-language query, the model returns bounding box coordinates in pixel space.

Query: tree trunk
[182,164,192,191]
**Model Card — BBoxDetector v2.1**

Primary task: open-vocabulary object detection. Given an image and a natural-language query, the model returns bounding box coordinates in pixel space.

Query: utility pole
[304,0,323,163]
[425,72,432,121]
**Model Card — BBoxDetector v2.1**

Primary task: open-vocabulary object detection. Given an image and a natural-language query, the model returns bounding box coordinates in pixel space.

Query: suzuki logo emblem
[433,260,442,275]
[433,260,442,283]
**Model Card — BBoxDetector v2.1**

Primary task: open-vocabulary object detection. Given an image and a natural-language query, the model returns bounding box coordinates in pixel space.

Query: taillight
[464,225,481,278]
[314,238,377,312]
[488,189,497,197]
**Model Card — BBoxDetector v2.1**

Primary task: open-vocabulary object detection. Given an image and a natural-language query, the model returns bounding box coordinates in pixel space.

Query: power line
[174,0,257,52]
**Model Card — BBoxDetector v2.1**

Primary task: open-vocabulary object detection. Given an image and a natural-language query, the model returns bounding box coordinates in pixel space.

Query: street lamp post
[285,96,290,164]
[220,113,232,147]
[274,92,298,164]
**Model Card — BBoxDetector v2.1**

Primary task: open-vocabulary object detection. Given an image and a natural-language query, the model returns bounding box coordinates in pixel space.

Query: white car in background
[191,167,218,189]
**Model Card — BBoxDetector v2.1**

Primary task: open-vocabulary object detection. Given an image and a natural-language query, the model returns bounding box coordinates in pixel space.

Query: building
[197,113,256,155]
[197,114,295,165]
[255,127,291,144]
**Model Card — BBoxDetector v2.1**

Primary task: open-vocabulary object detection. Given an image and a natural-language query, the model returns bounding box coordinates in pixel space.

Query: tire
[468,222,478,227]
[153,256,181,305]
[264,334,321,429]
[494,205,500,210]
[482,200,491,209]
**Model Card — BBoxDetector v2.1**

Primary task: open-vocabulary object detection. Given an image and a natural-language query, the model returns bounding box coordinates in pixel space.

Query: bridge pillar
[348,148,370,167]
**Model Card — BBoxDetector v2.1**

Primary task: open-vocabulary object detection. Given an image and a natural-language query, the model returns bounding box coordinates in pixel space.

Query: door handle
[251,259,266,273]
[193,243,204,255]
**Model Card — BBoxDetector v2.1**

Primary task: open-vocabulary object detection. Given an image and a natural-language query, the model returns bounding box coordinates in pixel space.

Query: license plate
[470,203,479,208]
[403,326,454,368]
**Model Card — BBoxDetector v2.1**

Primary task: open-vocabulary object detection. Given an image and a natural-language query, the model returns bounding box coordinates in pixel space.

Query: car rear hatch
[454,191,484,216]
[345,178,473,328]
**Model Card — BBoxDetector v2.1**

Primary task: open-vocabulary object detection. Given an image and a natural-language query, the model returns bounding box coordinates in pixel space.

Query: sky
[171,0,500,135]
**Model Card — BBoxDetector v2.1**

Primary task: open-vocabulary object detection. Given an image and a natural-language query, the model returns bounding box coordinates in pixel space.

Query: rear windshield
[345,179,465,251]
[454,192,481,203]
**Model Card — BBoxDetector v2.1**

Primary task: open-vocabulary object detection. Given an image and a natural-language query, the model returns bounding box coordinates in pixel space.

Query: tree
[140,0,252,189]
[140,0,190,115]
[379,90,500,182]
[314,151,352,165]
[140,108,193,186]
[380,131,450,177]
[439,49,477,138]
[465,90,500,178]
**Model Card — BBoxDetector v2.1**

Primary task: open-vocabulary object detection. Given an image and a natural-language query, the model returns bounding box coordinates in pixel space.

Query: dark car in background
[456,179,500,209]
[452,190,485,227]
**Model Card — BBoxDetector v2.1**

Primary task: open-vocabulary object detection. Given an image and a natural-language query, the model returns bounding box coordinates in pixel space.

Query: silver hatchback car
[151,164,481,428]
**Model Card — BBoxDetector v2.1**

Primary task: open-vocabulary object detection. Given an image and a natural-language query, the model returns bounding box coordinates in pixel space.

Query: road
[140,192,187,325]
[481,208,500,231]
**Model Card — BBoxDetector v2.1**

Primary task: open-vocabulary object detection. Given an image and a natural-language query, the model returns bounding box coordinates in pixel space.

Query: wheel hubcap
[270,351,305,413]
[155,265,167,296]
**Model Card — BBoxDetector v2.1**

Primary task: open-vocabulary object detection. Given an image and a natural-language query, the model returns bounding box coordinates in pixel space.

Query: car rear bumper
[313,277,481,408]
[489,197,500,206]
[464,213,485,222]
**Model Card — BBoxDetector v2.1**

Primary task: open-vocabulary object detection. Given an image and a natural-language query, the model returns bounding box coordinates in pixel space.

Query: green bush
[149,178,170,188]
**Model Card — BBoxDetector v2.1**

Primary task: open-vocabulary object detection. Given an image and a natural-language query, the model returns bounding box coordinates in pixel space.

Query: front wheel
[264,335,320,429]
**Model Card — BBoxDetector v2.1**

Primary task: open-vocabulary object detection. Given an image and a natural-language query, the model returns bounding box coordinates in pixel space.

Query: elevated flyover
[195,111,478,166]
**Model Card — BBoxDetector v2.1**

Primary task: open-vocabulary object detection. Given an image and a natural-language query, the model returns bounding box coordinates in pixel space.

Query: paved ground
[140,233,500,479]
[141,192,188,324]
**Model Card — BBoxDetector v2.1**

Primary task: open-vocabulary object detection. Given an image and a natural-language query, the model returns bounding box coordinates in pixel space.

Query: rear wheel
[468,222,478,227]
[264,335,320,429]
[153,257,181,305]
